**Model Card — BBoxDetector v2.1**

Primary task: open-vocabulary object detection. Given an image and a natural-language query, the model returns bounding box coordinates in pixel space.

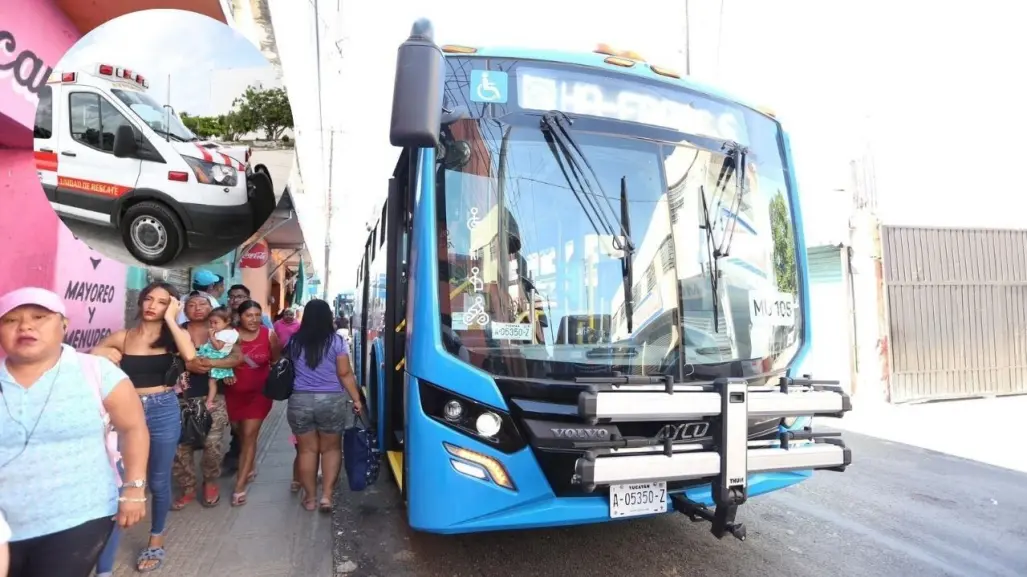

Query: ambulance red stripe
[193,143,214,162]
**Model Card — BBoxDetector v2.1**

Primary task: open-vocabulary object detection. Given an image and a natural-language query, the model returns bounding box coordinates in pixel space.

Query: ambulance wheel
[120,201,186,266]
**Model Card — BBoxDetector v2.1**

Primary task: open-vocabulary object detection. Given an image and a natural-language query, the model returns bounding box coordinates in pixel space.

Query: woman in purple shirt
[285,299,363,512]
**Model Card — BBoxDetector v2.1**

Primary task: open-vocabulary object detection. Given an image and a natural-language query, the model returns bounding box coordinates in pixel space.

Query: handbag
[179,398,213,449]
[263,340,296,401]
[79,353,122,486]
[164,353,185,387]
[343,392,380,492]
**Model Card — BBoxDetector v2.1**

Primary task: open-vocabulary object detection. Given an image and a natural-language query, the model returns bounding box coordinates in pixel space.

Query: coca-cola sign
[239,241,270,268]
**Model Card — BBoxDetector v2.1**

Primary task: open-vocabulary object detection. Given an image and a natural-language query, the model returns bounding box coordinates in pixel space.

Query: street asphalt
[331,430,1027,577]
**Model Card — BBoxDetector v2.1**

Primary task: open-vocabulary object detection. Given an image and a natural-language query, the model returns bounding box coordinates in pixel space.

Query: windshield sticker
[466,206,481,230]
[748,289,796,326]
[491,322,533,341]
[470,70,508,104]
[517,69,747,145]
[468,266,485,293]
[465,295,491,327]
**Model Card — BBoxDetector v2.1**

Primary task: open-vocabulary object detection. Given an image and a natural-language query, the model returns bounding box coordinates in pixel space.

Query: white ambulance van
[33,64,276,265]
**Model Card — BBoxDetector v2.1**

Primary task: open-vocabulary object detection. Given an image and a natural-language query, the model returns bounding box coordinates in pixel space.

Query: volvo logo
[551,428,610,440]
[655,422,710,441]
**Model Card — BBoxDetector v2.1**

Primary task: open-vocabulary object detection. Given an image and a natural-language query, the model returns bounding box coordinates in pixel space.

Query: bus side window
[34,85,53,140]
[379,203,387,248]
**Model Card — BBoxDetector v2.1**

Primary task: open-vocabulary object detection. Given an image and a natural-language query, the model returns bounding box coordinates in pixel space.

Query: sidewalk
[107,402,333,576]
[821,394,1025,473]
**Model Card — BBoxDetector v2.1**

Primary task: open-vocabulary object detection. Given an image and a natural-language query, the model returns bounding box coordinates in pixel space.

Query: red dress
[224,326,274,421]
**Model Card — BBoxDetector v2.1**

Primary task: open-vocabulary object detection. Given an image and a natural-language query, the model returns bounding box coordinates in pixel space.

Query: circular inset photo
[32,9,294,268]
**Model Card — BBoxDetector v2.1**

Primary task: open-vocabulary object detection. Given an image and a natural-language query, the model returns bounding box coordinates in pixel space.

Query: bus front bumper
[406,377,852,537]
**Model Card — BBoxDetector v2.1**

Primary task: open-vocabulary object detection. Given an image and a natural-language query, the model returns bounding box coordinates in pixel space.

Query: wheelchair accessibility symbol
[470,70,508,104]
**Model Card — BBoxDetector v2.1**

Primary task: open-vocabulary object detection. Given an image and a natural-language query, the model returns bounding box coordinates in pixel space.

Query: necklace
[0,355,63,471]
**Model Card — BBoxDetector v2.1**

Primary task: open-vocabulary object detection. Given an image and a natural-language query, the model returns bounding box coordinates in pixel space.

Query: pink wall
[0,149,60,295]
[0,2,127,350]
[0,0,80,148]
[54,225,127,350]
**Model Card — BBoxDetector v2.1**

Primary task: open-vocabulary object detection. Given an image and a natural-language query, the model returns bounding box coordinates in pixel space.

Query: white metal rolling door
[804,246,851,386]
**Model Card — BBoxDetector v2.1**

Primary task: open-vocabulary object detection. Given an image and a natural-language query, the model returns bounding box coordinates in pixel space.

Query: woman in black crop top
[90,282,196,575]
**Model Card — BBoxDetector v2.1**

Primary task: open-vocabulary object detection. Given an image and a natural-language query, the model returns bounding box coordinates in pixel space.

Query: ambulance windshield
[112,89,196,142]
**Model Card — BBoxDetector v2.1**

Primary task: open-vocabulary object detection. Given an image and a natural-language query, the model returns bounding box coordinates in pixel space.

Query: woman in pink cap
[0,287,150,577]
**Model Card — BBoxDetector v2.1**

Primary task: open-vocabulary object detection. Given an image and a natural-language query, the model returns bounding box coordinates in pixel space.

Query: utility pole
[323,134,334,300]
[684,0,692,75]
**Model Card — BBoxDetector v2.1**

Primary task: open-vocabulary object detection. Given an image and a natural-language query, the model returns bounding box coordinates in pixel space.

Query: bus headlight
[419,380,526,453]
[443,400,464,422]
[475,412,502,437]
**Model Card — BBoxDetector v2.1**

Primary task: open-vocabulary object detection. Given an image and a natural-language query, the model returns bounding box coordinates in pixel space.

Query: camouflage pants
[172,395,229,495]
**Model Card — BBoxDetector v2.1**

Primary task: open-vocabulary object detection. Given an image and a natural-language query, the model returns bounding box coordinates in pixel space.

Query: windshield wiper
[539,112,638,327]
[698,142,748,334]
[713,142,748,260]
[150,128,188,143]
[619,176,635,333]
[699,184,723,333]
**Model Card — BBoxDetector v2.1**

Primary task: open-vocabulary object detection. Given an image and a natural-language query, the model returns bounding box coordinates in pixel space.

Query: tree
[217,111,245,141]
[233,86,293,141]
[179,112,223,139]
[769,190,797,294]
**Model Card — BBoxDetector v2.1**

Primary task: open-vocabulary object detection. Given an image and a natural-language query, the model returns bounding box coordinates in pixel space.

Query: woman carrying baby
[192,307,239,409]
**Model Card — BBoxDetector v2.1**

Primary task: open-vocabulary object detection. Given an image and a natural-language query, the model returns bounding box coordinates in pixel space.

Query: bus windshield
[434,64,801,381]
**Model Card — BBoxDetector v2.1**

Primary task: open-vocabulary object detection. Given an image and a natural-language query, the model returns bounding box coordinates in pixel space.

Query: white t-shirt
[212,328,239,353]
[177,292,221,326]
[0,508,10,544]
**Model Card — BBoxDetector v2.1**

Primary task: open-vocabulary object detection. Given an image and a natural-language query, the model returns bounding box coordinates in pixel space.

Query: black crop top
[120,353,177,389]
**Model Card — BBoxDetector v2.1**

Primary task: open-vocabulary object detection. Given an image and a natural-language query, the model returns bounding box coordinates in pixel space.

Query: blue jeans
[96,390,181,573]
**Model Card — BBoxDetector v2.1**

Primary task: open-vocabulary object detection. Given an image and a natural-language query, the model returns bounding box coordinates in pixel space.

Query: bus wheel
[120,201,185,266]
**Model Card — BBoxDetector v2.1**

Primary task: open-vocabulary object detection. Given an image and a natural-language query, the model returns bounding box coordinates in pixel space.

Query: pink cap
[0,287,68,319]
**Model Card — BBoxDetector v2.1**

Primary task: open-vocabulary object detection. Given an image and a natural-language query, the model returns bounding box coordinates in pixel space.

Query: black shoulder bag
[264,341,296,401]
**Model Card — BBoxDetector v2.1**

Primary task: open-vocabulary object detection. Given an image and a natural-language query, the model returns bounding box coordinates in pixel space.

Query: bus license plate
[609,482,667,518]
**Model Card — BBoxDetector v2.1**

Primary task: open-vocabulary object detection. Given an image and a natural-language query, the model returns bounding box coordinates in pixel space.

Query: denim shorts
[286,392,354,435]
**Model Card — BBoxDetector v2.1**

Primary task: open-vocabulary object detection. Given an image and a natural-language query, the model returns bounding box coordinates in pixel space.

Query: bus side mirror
[113,125,137,158]
[389,18,444,149]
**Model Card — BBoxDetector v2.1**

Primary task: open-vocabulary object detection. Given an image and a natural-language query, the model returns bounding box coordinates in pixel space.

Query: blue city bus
[352,19,852,540]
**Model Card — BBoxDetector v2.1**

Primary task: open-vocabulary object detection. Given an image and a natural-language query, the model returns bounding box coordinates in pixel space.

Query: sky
[59,9,273,117]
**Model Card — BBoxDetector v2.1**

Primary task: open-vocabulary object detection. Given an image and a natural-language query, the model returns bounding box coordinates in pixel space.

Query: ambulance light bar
[96,64,149,89]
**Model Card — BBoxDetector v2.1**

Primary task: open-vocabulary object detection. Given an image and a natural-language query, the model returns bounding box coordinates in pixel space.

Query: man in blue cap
[175,270,224,325]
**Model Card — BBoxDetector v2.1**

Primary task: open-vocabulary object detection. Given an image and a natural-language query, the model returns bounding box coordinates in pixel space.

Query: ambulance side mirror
[113,125,138,158]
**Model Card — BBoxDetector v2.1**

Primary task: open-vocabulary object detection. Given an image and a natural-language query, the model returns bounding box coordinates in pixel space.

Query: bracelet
[118,497,147,503]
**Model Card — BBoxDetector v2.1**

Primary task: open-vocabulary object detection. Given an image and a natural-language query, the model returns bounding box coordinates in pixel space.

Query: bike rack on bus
[572,376,852,541]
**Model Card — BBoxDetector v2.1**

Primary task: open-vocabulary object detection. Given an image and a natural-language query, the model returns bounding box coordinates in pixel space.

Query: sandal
[171,492,194,511]
[201,483,221,507]
[290,481,301,493]
[301,491,317,511]
[231,491,248,507]
[135,547,165,573]
[318,498,332,513]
